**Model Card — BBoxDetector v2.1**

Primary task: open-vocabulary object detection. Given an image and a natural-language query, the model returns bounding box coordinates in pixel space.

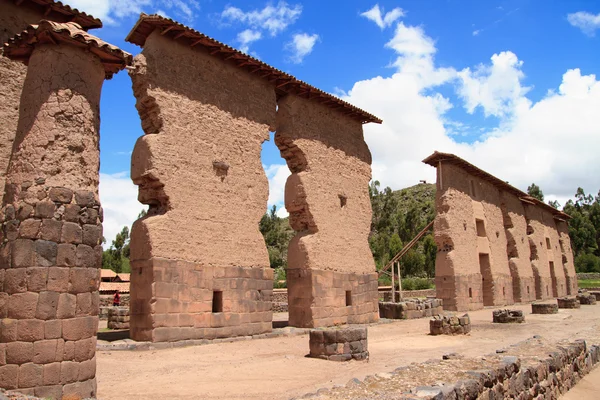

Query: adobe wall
[434,163,518,310]
[500,193,536,303]
[275,94,379,328]
[128,31,274,342]
[0,44,104,399]
[557,221,578,294]
[434,163,484,311]
[0,1,50,199]
[523,204,567,299]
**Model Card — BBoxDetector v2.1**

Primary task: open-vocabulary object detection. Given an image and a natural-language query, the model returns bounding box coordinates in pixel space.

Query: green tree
[527,183,544,201]
[102,226,130,273]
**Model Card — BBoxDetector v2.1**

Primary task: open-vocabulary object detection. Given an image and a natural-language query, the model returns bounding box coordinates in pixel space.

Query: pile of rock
[379,298,443,320]
[108,307,130,330]
[531,303,558,314]
[430,313,471,335]
[589,291,600,301]
[558,297,581,309]
[577,291,597,305]
[308,327,368,361]
[492,309,525,323]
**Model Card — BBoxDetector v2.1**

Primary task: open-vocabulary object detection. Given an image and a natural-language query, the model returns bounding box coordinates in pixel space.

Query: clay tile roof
[100,269,117,279]
[3,20,132,79]
[14,0,102,30]
[422,151,571,220]
[116,273,130,282]
[125,13,382,125]
[99,282,130,294]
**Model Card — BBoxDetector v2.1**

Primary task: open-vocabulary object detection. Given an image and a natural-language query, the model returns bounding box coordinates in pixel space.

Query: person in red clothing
[113,290,121,307]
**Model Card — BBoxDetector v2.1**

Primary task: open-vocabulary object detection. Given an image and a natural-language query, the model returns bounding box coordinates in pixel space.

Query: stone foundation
[589,291,600,301]
[531,302,558,314]
[287,269,378,328]
[130,259,273,342]
[429,314,471,335]
[435,274,484,311]
[492,309,525,323]
[308,327,368,361]
[378,299,443,320]
[558,297,580,309]
[107,307,129,330]
[576,292,597,305]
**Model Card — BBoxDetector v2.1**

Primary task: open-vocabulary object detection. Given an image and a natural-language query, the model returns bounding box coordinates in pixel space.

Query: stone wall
[577,273,600,280]
[275,94,379,328]
[128,31,274,342]
[308,327,368,362]
[429,313,471,335]
[378,298,443,320]
[107,308,129,330]
[0,44,105,399]
[426,154,577,312]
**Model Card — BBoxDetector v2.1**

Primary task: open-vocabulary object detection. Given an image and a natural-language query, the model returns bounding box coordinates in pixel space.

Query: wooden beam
[276,79,292,88]
[174,31,187,40]
[209,48,222,55]
[15,0,25,6]
[161,26,175,35]
[44,5,52,16]
[190,39,204,47]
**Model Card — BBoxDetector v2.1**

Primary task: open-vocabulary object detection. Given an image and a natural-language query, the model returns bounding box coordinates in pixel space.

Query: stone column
[275,94,379,328]
[0,41,105,398]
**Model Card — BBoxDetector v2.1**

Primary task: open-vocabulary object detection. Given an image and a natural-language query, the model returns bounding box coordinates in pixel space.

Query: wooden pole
[397,262,403,300]
[391,262,395,303]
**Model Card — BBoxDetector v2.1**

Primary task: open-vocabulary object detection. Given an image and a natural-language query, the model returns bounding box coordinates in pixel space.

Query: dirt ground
[96,303,600,400]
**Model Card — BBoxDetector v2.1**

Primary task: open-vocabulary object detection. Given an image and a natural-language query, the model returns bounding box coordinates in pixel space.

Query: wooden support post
[397,262,403,300]
[391,263,395,303]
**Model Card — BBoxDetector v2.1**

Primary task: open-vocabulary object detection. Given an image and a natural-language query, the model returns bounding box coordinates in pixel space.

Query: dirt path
[96,303,600,400]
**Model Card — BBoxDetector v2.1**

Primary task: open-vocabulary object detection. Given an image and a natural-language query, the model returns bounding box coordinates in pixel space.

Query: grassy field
[578,279,600,289]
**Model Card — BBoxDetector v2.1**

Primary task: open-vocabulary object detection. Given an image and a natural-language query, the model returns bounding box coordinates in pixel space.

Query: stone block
[0,364,18,389]
[82,224,102,247]
[49,187,73,203]
[36,291,60,320]
[76,244,96,268]
[57,293,77,319]
[61,222,82,244]
[19,219,40,239]
[4,268,27,294]
[0,319,17,343]
[63,377,96,399]
[33,339,58,364]
[35,201,55,219]
[35,239,58,267]
[6,341,33,364]
[74,337,94,362]
[17,319,45,341]
[8,292,38,319]
[56,244,76,267]
[75,191,95,207]
[39,219,63,242]
[493,309,525,323]
[64,204,81,223]
[11,239,34,268]
[532,303,558,314]
[60,360,80,384]
[35,385,63,399]
[62,316,97,341]
[558,297,580,309]
[47,267,70,292]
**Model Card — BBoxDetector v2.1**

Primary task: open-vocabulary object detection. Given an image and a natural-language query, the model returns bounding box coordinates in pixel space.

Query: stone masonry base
[308,327,368,361]
[129,258,273,342]
[287,269,379,328]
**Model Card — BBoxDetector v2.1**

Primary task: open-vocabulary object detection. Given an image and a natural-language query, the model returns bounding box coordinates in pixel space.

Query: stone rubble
[429,313,471,335]
[492,309,525,323]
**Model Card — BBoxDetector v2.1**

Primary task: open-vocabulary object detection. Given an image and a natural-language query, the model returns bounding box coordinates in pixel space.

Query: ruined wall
[523,204,565,300]
[275,94,378,328]
[557,221,578,295]
[500,193,536,303]
[129,31,274,342]
[0,2,50,199]
[434,163,483,311]
[0,44,104,399]
[434,163,516,311]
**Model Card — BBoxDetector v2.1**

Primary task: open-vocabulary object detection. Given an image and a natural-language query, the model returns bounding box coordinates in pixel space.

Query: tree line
[102,183,600,277]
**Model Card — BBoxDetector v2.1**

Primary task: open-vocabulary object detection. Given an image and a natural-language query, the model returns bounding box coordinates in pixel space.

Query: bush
[575,253,600,273]
[401,277,434,291]
[273,267,287,288]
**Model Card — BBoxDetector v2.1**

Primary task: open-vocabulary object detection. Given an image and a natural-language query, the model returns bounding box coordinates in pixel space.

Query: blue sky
[63,1,600,243]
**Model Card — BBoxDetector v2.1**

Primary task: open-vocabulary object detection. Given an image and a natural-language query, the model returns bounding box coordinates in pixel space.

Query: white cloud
[63,0,199,25]
[99,172,146,246]
[285,33,319,64]
[264,164,290,217]
[361,4,404,29]
[457,51,531,118]
[568,11,600,36]
[237,29,262,54]
[342,21,600,202]
[222,2,302,36]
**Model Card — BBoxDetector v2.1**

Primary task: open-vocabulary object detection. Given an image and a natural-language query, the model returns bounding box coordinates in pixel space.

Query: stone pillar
[275,94,379,328]
[0,22,130,397]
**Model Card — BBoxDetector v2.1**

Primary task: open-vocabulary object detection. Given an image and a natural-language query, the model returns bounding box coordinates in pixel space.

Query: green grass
[578,279,600,289]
